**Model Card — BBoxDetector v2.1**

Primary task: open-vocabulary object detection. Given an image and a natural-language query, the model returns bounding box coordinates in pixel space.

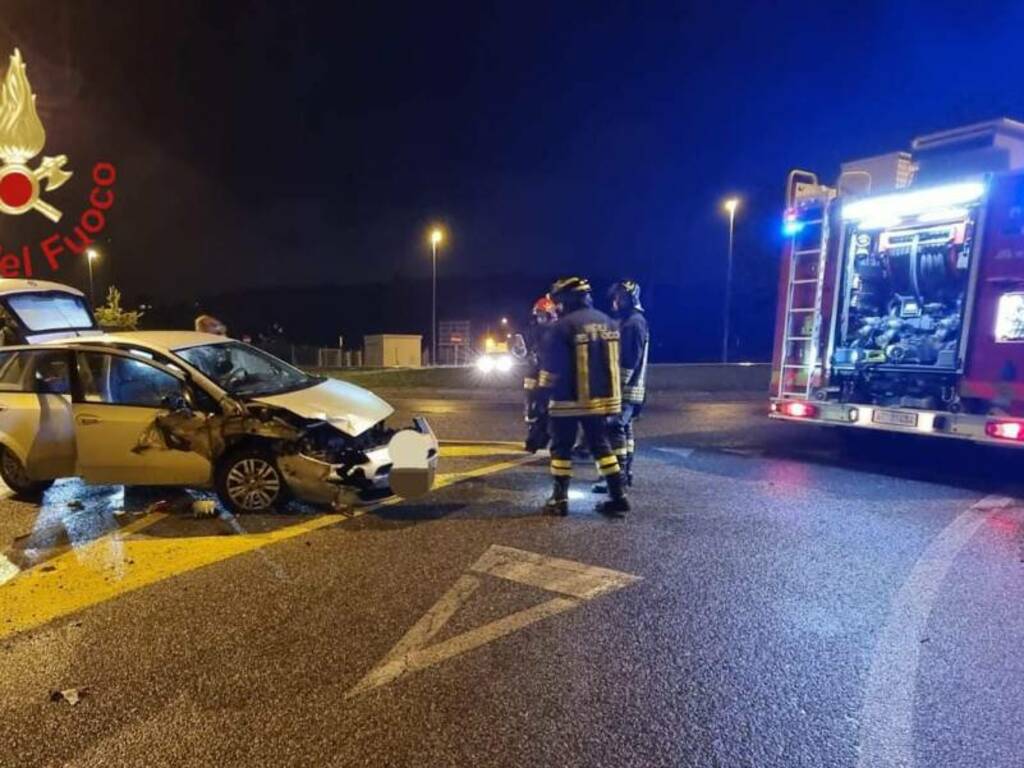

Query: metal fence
[253,342,361,368]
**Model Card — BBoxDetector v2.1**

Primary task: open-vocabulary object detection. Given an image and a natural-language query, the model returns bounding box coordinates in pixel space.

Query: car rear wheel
[215,447,288,514]
[0,446,54,498]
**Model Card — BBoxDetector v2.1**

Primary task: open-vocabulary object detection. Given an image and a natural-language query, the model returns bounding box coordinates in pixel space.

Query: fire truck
[770,118,1024,446]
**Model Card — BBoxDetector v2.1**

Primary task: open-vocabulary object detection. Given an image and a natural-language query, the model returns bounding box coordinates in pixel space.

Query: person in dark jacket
[517,295,558,452]
[595,280,650,493]
[537,276,630,517]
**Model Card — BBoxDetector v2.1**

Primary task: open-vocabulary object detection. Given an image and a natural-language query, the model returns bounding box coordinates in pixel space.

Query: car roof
[94,330,232,352]
[0,278,85,297]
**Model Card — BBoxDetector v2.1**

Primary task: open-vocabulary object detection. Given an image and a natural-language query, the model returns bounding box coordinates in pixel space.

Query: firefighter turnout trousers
[549,415,622,491]
[608,402,641,482]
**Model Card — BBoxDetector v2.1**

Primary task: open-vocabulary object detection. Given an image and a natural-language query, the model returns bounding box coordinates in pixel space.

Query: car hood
[250,378,395,437]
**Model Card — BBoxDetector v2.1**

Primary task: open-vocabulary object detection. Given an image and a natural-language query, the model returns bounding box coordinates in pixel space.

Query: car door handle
[77,415,101,426]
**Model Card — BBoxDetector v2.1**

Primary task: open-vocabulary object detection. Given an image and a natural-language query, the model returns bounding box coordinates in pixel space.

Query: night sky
[1,1,1024,357]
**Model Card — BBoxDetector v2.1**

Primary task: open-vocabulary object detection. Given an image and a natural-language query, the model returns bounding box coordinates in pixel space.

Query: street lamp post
[721,198,740,363]
[86,248,99,304]
[430,228,444,366]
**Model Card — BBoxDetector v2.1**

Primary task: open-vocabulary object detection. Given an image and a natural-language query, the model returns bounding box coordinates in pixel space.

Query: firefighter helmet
[549,276,592,300]
[609,279,643,312]
[532,295,557,322]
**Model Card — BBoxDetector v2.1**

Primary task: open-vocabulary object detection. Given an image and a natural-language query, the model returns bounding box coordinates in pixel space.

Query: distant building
[364,334,422,368]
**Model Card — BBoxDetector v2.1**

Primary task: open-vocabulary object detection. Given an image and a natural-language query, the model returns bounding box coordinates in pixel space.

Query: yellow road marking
[440,440,530,458]
[442,445,527,458]
[440,440,525,447]
[0,454,541,641]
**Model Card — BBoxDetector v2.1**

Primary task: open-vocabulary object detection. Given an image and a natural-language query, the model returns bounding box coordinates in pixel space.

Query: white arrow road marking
[347,545,641,697]
[654,447,695,459]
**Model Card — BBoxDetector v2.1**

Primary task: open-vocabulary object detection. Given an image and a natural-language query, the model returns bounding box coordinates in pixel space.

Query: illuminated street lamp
[429,227,444,365]
[721,197,740,363]
[85,247,99,304]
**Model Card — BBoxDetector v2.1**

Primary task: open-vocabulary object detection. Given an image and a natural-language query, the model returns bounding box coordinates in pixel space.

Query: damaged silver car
[0,280,438,513]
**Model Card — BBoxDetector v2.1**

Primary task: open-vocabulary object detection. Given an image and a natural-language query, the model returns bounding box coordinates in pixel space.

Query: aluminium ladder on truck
[777,171,837,399]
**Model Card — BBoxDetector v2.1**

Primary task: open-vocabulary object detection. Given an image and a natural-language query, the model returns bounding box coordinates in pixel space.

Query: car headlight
[495,354,513,373]
[476,355,496,373]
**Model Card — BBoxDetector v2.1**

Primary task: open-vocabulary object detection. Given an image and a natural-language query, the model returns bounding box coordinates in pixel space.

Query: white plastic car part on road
[388,427,437,499]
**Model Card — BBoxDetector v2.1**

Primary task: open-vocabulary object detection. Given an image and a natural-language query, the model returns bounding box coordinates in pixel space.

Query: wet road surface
[1,390,1023,767]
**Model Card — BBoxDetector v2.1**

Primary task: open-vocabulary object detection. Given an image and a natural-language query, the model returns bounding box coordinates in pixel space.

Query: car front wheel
[0,446,54,498]
[215,447,289,514]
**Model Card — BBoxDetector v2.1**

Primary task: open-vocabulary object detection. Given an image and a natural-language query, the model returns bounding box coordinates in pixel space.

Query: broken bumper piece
[279,417,439,509]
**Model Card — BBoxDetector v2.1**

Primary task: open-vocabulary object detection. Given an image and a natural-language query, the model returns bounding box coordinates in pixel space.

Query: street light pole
[430,228,444,366]
[722,198,739,364]
[86,248,98,304]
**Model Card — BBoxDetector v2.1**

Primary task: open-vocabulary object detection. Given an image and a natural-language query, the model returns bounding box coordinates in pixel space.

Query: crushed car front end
[276,413,438,509]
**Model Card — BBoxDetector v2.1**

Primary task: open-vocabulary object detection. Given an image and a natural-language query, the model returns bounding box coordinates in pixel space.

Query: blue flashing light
[782,217,805,237]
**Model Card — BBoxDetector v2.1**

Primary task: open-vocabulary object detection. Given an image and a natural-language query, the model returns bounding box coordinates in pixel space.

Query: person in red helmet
[516,295,558,452]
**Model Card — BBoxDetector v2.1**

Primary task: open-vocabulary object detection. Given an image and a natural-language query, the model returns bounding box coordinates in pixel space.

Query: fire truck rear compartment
[830,215,976,407]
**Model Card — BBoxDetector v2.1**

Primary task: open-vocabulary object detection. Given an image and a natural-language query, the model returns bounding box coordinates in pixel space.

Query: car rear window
[6,293,94,332]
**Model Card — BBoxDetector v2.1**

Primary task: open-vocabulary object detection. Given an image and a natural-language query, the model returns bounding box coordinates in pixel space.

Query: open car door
[0,346,76,480]
[72,348,212,486]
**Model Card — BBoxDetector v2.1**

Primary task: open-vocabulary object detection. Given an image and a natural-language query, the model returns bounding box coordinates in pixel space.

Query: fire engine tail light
[775,401,818,419]
[985,419,1024,442]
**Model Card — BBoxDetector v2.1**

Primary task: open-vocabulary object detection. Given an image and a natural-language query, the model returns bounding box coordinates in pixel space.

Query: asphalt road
[2,389,1024,767]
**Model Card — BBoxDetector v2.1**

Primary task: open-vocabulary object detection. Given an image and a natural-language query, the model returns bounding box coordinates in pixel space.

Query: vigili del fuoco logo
[0,48,116,277]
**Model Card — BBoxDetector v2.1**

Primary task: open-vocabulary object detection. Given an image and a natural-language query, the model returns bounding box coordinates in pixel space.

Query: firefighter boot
[542,476,570,516]
[595,472,630,518]
[592,454,628,493]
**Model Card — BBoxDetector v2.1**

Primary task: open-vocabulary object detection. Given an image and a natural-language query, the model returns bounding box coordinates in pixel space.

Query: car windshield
[176,341,319,397]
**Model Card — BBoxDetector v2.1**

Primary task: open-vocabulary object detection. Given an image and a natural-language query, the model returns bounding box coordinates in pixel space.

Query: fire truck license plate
[872,409,919,428]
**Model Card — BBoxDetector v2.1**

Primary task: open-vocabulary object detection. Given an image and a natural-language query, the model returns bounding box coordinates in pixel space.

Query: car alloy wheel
[2,448,29,487]
[225,456,282,512]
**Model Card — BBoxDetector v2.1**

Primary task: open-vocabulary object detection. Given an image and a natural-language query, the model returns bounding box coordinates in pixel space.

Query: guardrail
[648,363,770,392]
[308,363,771,393]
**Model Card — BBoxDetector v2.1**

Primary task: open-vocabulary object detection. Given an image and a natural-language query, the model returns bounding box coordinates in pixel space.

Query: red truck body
[769,119,1024,446]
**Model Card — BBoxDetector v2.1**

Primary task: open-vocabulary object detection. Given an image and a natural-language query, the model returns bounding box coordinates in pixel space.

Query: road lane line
[0,456,540,641]
[442,445,528,458]
[348,545,640,696]
[440,440,526,446]
[470,544,641,599]
[856,494,1020,768]
[653,446,694,459]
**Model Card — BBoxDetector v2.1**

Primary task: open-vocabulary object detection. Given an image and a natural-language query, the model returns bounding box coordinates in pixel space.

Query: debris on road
[49,687,87,706]
[146,500,172,515]
[192,499,218,518]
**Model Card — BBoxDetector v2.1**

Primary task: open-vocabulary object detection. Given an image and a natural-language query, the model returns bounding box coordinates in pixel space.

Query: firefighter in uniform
[519,295,559,453]
[537,276,631,517]
[595,279,650,492]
